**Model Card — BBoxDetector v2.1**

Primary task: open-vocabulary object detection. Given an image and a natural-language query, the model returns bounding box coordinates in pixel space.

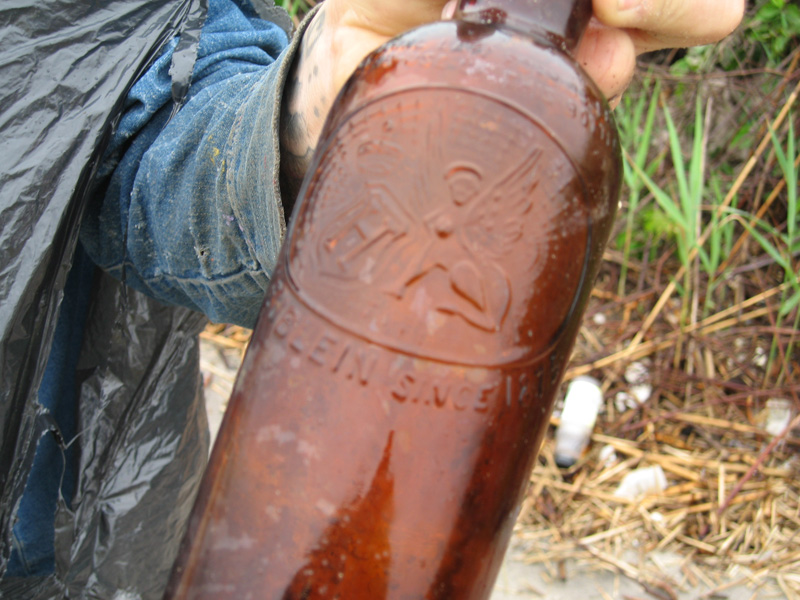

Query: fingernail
[442,0,457,19]
[617,0,639,11]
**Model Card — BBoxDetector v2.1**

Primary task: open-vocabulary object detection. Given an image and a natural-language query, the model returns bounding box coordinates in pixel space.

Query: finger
[334,0,449,37]
[576,22,636,105]
[326,0,450,92]
[592,0,745,51]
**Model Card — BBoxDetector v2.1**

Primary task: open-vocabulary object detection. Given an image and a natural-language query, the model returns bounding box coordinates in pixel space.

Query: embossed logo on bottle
[288,89,590,366]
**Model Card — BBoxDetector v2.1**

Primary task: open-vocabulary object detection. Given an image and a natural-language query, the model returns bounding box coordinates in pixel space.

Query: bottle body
[166,17,620,600]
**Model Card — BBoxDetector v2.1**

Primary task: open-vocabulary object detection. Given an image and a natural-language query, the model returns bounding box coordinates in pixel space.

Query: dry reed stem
[718,152,800,274]
[200,329,249,350]
[718,412,800,515]
[522,399,799,593]
[565,284,789,378]
[199,359,237,383]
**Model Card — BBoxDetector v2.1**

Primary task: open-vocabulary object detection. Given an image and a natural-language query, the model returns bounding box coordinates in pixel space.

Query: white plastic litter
[592,312,607,325]
[554,376,603,468]
[765,398,793,437]
[615,391,637,412]
[598,444,618,468]
[614,465,668,499]
[753,346,767,368]
[624,361,649,384]
[624,361,652,404]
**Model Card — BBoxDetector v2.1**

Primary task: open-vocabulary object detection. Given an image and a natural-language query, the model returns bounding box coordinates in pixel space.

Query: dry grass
[516,45,800,593]
[521,103,799,598]
[519,295,800,596]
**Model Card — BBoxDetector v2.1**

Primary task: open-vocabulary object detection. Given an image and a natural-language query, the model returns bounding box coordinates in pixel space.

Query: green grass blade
[741,219,791,272]
[781,288,800,317]
[663,103,691,220]
[629,155,689,234]
[688,99,707,226]
[634,79,661,178]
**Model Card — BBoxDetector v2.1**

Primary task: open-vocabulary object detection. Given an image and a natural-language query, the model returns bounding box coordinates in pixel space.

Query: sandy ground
[200,339,783,600]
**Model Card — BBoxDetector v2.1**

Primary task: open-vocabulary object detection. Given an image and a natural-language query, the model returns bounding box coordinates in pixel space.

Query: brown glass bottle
[165,1,620,598]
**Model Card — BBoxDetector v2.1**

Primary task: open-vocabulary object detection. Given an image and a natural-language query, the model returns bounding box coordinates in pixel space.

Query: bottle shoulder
[337,24,598,115]
[324,20,620,177]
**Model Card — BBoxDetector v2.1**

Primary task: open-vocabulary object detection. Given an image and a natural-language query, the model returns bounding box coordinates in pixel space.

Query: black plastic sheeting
[0,0,254,597]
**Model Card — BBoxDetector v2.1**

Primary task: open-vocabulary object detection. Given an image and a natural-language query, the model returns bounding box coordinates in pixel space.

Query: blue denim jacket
[81,0,301,328]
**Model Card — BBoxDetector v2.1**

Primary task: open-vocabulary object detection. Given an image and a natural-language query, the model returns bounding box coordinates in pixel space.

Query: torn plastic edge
[168,0,209,121]
[251,0,294,38]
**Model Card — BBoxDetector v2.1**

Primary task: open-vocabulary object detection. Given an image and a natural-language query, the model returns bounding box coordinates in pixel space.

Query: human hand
[280,0,450,195]
[442,0,747,106]
[579,0,745,106]
[280,0,745,191]
[315,0,746,108]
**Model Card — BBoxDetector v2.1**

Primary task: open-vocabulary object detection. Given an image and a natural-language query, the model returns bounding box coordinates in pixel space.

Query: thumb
[592,0,745,50]
[330,0,450,37]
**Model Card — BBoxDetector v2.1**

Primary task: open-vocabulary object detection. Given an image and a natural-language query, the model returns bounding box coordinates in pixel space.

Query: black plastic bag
[0,0,219,596]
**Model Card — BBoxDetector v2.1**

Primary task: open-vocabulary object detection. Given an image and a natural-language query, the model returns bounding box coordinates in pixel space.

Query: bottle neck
[454,0,592,52]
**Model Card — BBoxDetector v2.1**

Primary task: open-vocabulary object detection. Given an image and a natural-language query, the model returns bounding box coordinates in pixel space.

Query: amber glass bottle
[165,1,620,598]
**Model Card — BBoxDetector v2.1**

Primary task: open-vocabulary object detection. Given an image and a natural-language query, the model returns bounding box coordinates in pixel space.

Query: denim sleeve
[81,0,314,328]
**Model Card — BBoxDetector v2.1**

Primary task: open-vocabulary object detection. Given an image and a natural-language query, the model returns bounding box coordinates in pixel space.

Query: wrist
[280,4,335,196]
